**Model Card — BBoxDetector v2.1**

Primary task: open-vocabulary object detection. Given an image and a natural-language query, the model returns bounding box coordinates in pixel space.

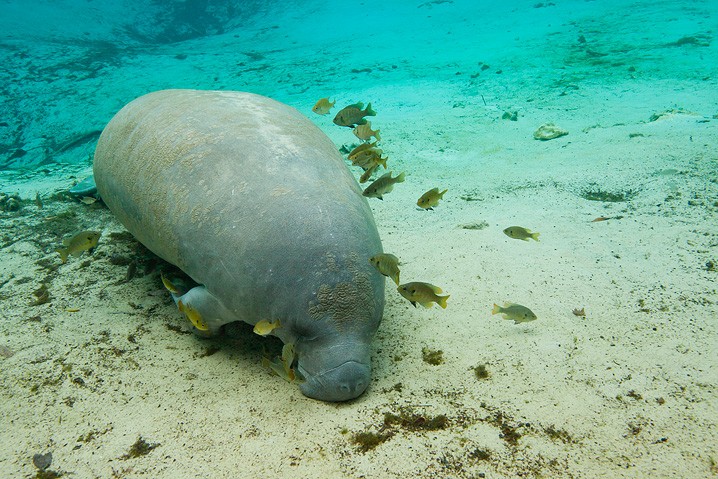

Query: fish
[262,343,304,383]
[397,282,449,309]
[333,102,376,127]
[359,165,377,183]
[351,149,387,171]
[80,196,98,205]
[348,143,382,167]
[491,303,537,324]
[161,273,180,294]
[369,253,401,285]
[503,226,540,242]
[362,171,405,200]
[253,319,281,336]
[353,121,381,141]
[591,215,623,222]
[348,142,386,170]
[312,97,335,115]
[178,299,209,331]
[417,188,448,210]
[348,141,380,160]
[56,230,101,263]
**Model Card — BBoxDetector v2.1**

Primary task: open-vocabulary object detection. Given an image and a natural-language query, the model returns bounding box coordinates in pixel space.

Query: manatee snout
[296,338,373,402]
[299,361,371,402]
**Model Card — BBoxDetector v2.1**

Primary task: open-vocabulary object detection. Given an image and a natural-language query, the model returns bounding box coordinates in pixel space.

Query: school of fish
[311,95,542,323]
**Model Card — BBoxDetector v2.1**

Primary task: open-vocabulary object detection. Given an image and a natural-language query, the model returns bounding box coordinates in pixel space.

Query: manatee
[93,89,385,402]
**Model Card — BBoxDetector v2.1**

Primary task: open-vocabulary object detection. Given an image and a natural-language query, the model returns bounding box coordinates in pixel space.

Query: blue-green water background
[1,0,714,171]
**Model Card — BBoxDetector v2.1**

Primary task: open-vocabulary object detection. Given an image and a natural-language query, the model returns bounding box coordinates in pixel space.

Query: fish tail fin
[365,103,376,116]
[378,156,387,169]
[56,248,68,263]
[440,189,448,198]
[532,232,540,241]
[374,129,381,141]
[491,303,501,315]
[438,295,449,309]
[395,172,406,183]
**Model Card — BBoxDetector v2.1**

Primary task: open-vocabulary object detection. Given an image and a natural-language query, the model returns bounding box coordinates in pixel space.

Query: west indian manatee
[93,89,385,401]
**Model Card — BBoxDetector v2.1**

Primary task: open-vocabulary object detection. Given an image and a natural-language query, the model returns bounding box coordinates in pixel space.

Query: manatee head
[292,268,383,402]
[295,337,373,402]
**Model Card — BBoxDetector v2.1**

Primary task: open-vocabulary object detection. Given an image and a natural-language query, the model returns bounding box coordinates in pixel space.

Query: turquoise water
[1,1,716,478]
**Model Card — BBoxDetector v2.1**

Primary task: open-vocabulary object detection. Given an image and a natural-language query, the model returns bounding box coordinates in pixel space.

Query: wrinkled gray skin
[93,89,385,401]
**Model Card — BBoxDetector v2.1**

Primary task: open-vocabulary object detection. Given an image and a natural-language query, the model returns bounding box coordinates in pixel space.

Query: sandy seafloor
[1,1,717,478]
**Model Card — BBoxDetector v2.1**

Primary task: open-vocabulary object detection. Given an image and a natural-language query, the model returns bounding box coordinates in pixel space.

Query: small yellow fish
[161,273,180,294]
[417,188,448,210]
[253,319,281,336]
[397,282,449,309]
[503,226,540,242]
[312,97,335,115]
[351,149,387,171]
[362,171,405,200]
[263,343,303,383]
[333,102,376,127]
[178,300,209,331]
[359,165,377,183]
[348,141,380,161]
[492,302,537,324]
[79,196,97,205]
[369,253,401,285]
[56,230,101,263]
[353,121,381,141]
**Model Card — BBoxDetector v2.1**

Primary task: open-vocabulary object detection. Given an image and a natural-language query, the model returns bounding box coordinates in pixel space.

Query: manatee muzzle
[298,360,371,402]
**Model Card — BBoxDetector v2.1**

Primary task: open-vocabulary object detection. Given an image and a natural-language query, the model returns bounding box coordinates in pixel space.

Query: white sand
[1,1,716,478]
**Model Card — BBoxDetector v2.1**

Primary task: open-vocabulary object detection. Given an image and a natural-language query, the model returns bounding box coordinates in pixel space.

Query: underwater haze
[1,0,717,478]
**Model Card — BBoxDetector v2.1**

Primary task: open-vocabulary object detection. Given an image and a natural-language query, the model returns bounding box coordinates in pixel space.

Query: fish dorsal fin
[350,102,364,109]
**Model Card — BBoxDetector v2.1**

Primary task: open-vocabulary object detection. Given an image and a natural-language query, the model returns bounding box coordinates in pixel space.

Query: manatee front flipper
[161,274,236,337]
[68,175,98,197]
